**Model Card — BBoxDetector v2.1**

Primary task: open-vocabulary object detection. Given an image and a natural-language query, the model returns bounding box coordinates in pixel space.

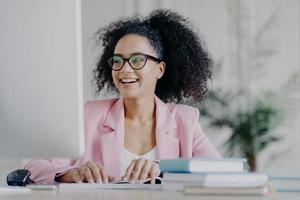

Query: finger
[123,160,137,180]
[138,159,152,181]
[149,165,158,184]
[108,175,116,182]
[130,158,146,181]
[71,169,84,183]
[81,166,94,183]
[99,165,108,184]
[86,162,102,183]
[149,162,161,179]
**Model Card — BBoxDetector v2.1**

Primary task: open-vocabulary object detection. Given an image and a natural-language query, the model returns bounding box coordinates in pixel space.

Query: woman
[25,9,220,184]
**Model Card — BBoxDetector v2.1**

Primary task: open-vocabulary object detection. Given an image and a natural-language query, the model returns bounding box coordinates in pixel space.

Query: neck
[123,96,155,123]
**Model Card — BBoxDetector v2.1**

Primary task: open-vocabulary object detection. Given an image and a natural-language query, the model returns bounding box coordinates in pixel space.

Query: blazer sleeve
[23,99,112,184]
[24,159,78,184]
[192,108,222,158]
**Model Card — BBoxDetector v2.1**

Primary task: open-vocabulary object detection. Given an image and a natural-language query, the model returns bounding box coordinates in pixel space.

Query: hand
[57,161,114,184]
[122,158,160,183]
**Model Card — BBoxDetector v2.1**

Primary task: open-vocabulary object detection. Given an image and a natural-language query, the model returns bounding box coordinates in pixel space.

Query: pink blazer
[25,96,221,183]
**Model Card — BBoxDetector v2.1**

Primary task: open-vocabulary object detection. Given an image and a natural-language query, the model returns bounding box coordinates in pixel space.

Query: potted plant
[193,91,281,171]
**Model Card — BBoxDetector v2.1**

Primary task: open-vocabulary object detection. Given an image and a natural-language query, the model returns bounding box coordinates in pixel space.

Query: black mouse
[143,177,162,184]
[7,169,35,186]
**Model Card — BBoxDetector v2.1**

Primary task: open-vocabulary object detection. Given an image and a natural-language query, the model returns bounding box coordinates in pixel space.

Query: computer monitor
[0,0,84,159]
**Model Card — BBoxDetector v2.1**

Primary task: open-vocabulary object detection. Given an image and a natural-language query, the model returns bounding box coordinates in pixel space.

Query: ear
[156,62,166,79]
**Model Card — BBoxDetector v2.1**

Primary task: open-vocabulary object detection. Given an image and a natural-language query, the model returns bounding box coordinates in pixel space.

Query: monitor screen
[0,0,84,159]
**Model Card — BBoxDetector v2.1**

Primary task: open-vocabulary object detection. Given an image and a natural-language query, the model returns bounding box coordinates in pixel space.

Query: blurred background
[0,0,299,184]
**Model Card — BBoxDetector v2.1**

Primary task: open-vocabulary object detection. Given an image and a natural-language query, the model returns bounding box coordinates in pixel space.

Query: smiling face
[112,34,165,99]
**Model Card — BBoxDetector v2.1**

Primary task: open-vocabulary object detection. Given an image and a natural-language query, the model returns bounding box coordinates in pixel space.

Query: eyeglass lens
[111,54,147,70]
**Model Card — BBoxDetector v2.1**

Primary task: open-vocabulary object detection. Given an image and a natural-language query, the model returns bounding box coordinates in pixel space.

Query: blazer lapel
[99,98,124,178]
[154,96,179,159]
[97,96,179,177]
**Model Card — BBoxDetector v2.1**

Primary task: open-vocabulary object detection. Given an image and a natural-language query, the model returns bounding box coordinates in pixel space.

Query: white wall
[0,0,82,184]
[81,0,123,102]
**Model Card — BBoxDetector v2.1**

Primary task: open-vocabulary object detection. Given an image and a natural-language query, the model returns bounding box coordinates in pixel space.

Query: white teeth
[120,78,138,83]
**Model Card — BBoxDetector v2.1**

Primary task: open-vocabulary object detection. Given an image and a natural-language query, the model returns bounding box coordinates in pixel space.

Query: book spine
[159,160,190,172]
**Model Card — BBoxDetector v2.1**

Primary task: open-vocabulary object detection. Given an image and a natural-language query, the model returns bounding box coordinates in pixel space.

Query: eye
[130,55,146,64]
[112,56,123,64]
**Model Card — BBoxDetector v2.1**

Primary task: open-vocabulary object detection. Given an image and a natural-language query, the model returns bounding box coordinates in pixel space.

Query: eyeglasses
[108,53,162,71]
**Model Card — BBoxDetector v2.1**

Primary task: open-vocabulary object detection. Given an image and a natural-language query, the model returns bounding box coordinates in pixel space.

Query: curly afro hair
[93,9,213,103]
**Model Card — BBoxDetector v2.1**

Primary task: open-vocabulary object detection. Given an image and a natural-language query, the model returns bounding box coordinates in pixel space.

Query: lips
[119,78,139,84]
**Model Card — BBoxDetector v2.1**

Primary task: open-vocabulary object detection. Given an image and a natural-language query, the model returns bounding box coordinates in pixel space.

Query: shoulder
[166,103,199,122]
[85,98,118,110]
[84,98,118,120]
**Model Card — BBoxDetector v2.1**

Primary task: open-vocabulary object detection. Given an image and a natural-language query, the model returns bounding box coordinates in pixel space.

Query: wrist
[55,169,75,183]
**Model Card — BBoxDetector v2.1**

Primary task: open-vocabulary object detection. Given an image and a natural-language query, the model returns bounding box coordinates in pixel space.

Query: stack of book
[160,158,269,195]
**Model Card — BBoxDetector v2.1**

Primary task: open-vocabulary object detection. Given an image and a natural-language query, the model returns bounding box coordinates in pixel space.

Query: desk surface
[1,188,299,200]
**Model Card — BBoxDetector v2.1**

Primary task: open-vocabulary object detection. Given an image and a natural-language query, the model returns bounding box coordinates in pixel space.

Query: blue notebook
[159,158,247,173]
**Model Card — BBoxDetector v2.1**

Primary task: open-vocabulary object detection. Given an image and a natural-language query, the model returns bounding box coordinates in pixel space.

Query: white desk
[1,188,299,200]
